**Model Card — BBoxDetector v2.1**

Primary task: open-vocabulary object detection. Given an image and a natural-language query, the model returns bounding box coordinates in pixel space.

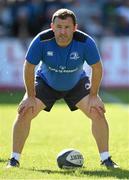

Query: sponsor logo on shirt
[70,52,80,60]
[59,66,66,70]
[48,66,78,73]
[47,51,53,56]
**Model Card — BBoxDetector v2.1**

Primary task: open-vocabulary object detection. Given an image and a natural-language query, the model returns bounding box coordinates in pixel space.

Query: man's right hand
[18,97,37,116]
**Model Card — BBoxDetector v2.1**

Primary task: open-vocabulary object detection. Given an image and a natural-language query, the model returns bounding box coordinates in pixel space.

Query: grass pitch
[0,99,129,179]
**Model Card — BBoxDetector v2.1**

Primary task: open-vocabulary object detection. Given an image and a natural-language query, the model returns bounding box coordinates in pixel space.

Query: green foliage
[0,103,129,179]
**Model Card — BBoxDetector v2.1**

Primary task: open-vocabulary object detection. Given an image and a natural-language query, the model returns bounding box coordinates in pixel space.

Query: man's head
[51,9,78,47]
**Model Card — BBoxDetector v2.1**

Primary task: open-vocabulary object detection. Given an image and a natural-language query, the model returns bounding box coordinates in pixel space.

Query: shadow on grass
[0,158,7,163]
[24,167,129,179]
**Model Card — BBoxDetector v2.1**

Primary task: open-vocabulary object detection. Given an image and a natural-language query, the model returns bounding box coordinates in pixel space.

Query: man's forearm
[23,60,36,97]
[90,61,103,96]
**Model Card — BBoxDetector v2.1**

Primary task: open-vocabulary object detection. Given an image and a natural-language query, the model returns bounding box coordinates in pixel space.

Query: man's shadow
[25,167,129,179]
[0,158,7,163]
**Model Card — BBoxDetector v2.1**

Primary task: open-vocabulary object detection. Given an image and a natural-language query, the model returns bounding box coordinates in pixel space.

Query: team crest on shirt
[70,52,80,60]
[47,51,54,56]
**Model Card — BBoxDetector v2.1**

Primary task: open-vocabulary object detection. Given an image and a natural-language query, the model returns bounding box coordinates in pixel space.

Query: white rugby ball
[57,149,84,169]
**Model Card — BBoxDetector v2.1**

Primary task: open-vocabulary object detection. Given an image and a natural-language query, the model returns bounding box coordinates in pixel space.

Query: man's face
[51,17,77,47]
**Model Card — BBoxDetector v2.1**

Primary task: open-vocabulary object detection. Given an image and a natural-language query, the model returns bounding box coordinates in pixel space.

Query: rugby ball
[57,149,84,169]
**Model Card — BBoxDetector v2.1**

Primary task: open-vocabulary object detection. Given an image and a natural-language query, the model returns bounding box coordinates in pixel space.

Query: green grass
[0,88,129,104]
[100,89,129,104]
[0,102,129,179]
[0,89,129,104]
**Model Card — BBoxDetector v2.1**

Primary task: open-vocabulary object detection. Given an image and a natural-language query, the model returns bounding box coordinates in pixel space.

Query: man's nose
[60,28,66,34]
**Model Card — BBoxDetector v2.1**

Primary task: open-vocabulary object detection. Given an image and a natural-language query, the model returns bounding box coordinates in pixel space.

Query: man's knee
[17,108,40,122]
[88,108,104,121]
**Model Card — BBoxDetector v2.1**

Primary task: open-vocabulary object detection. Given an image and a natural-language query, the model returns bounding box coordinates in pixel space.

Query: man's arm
[23,60,36,97]
[18,60,37,115]
[90,61,102,96]
[88,61,105,116]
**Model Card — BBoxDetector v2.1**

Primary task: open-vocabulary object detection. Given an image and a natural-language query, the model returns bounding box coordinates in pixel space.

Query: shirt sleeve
[84,36,101,65]
[25,35,42,65]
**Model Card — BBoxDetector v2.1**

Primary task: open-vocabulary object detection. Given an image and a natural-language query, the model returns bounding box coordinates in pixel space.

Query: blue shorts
[35,76,90,112]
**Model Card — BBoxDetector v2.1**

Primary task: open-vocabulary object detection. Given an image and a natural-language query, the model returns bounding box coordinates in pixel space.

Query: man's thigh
[64,77,90,111]
[76,95,90,115]
[35,77,64,111]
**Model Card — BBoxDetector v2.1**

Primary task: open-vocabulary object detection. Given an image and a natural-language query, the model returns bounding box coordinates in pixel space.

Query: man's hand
[88,95,106,117]
[18,97,37,116]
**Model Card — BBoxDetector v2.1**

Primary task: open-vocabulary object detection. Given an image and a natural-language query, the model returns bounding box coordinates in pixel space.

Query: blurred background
[0,0,129,104]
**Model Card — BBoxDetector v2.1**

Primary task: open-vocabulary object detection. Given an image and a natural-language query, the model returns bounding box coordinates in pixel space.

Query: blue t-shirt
[25,29,100,91]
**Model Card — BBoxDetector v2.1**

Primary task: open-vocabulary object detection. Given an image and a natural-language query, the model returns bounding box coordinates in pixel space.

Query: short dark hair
[52,9,77,26]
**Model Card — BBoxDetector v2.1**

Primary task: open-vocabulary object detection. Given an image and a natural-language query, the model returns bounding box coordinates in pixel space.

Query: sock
[11,152,21,161]
[100,151,110,161]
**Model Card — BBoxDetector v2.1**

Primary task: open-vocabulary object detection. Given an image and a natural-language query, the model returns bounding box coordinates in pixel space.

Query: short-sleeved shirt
[25,29,101,91]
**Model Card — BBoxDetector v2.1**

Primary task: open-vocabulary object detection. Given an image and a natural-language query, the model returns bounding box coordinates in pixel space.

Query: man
[7,9,118,168]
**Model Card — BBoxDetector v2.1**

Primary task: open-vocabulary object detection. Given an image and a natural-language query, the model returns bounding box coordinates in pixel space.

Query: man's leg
[76,95,109,153]
[7,97,46,168]
[76,95,119,168]
[13,98,45,153]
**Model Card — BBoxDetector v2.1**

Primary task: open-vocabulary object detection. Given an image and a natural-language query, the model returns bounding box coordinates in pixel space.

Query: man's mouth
[59,36,67,40]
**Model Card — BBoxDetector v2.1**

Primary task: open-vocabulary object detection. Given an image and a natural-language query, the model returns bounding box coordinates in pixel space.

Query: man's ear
[74,24,78,32]
[50,23,54,31]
